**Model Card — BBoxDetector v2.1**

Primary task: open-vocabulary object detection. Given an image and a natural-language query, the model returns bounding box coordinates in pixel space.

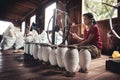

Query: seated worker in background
[72,13,102,73]
[0,19,24,50]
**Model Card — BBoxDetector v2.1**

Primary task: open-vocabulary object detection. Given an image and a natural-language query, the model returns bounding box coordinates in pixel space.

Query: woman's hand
[71,33,83,41]
[71,33,78,39]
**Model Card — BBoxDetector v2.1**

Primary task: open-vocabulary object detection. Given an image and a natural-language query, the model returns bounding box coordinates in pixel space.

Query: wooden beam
[21,8,36,21]
[15,1,37,9]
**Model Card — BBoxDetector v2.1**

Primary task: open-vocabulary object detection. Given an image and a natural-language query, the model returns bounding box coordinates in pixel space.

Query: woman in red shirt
[72,13,102,73]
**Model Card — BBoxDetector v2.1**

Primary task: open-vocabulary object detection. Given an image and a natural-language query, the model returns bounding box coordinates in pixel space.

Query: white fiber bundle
[24,43,31,54]
[14,38,25,49]
[11,27,24,49]
[64,45,80,73]
[54,31,63,45]
[1,24,16,50]
[49,45,57,66]
[1,36,16,50]
[24,31,37,55]
[3,23,15,38]
[79,49,91,70]
[32,35,40,59]
[32,30,38,37]
[24,36,34,42]
[39,30,49,44]
[33,36,40,43]
[8,28,16,38]
[42,44,51,62]
[37,44,43,60]
[24,43,28,54]
[24,31,35,42]
[29,43,34,55]
[57,45,67,68]
[32,44,39,59]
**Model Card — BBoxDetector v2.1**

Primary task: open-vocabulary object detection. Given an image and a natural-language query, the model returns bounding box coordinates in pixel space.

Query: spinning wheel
[47,9,71,45]
[109,2,120,39]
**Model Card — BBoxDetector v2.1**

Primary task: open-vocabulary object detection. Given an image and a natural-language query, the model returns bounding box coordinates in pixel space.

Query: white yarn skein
[24,43,30,54]
[32,36,39,59]
[42,44,51,62]
[79,49,91,70]
[37,44,43,60]
[49,45,57,66]
[64,46,80,73]
[24,43,28,54]
[57,45,67,68]
[29,43,34,55]
[33,44,39,59]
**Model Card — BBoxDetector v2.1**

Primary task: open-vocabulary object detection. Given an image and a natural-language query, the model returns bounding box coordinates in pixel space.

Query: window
[21,21,25,35]
[82,0,118,21]
[45,2,56,31]
[30,15,36,27]
[0,20,12,35]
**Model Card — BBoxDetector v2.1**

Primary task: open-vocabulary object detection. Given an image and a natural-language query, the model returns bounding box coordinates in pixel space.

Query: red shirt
[83,25,102,49]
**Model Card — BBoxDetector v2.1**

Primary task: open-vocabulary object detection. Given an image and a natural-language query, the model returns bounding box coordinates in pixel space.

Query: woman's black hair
[83,12,96,25]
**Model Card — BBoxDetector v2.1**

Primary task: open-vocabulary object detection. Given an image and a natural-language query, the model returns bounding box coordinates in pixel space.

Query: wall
[98,18,120,55]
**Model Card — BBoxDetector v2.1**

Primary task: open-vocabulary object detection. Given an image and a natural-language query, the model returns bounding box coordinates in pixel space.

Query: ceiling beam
[15,1,37,9]
[21,8,36,21]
